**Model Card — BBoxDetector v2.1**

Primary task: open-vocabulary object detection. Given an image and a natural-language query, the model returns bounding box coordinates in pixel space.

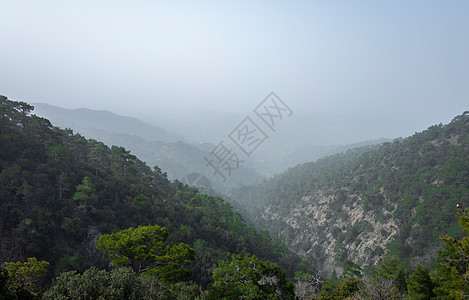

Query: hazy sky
[1,1,468,130]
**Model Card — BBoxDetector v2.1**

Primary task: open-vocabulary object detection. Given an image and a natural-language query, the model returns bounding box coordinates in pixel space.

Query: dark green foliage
[0,262,44,300]
[407,265,436,299]
[433,208,469,299]
[96,224,195,281]
[43,266,203,300]
[2,258,49,292]
[43,267,140,299]
[208,254,295,299]
[371,254,408,294]
[0,267,9,299]
[341,260,362,278]
[315,277,362,300]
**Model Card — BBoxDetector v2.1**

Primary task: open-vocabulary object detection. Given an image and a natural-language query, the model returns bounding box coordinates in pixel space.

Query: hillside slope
[0,96,306,286]
[230,111,469,275]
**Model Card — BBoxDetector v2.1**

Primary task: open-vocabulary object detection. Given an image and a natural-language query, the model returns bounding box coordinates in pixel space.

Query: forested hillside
[2,96,469,299]
[32,103,264,192]
[230,111,469,276]
[0,96,306,298]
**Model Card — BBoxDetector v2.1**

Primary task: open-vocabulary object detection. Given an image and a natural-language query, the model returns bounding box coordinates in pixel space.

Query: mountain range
[32,103,390,190]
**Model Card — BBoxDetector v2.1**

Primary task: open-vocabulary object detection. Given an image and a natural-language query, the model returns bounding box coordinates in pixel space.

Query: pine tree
[407,265,435,299]
[434,208,469,299]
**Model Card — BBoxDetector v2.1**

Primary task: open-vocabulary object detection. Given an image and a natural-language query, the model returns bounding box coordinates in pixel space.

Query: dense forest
[1,96,469,299]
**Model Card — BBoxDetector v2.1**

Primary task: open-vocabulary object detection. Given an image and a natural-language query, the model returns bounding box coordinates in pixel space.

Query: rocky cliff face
[260,189,399,276]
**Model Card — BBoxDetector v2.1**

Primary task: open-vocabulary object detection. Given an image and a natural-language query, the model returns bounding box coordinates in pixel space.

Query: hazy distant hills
[249,138,392,176]
[32,103,265,191]
[33,103,185,143]
[156,108,429,149]
[32,103,395,190]
[150,108,401,176]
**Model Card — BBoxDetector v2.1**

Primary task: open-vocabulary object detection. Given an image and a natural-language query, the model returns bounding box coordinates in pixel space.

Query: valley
[1,95,468,298]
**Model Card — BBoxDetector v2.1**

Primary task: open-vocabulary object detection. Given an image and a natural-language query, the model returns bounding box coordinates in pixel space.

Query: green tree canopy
[407,264,435,300]
[1,257,49,299]
[209,254,295,299]
[371,254,408,294]
[43,267,203,300]
[96,224,195,281]
[315,276,362,300]
[434,208,469,299]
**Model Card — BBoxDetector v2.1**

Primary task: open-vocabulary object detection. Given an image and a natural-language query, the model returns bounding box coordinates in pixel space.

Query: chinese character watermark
[204,92,292,182]
[204,141,244,182]
[254,91,293,132]
[228,117,268,156]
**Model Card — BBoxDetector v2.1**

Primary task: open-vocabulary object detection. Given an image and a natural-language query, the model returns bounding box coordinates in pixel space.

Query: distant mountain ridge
[33,103,391,180]
[33,103,185,143]
[32,102,265,192]
[249,138,392,176]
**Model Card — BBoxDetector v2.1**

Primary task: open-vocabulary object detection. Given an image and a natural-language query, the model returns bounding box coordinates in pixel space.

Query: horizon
[30,100,468,149]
